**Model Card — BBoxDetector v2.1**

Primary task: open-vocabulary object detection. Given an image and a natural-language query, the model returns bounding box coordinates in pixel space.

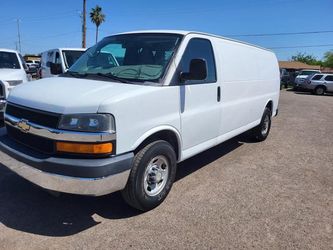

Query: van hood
[7,77,146,114]
[0,68,27,81]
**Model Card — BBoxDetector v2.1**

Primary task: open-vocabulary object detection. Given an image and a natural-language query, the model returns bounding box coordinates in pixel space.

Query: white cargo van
[0,48,30,112]
[40,48,86,78]
[0,31,280,211]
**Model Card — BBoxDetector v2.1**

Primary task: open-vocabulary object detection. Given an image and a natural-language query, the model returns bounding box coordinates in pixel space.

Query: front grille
[5,103,60,128]
[6,125,55,154]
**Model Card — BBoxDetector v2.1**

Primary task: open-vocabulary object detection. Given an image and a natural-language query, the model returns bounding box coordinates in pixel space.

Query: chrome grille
[5,103,61,129]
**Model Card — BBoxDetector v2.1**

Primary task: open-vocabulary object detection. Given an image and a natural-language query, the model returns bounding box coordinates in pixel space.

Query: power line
[269,44,333,49]
[228,30,333,37]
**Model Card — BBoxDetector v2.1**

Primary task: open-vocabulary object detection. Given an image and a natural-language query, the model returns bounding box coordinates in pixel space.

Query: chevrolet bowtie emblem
[17,119,30,133]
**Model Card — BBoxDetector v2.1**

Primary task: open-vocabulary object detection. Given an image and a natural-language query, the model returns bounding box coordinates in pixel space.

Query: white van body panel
[8,77,144,114]
[0,49,29,106]
[0,69,29,96]
[98,85,181,155]
[5,30,280,163]
[213,38,280,136]
[40,48,86,78]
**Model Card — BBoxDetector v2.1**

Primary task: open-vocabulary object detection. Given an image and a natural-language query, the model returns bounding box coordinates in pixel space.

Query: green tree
[322,51,333,68]
[90,5,105,43]
[291,52,322,66]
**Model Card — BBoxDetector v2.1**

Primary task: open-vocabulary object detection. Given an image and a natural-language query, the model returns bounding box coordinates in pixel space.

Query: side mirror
[50,63,63,75]
[180,58,207,83]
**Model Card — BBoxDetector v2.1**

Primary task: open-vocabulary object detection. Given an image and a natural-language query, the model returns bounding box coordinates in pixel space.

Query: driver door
[177,38,221,153]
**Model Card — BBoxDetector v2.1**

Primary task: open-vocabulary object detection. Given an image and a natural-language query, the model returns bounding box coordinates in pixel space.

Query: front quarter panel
[98,85,181,155]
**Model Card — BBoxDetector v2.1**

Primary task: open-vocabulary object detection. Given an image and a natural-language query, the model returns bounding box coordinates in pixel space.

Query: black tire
[314,86,325,95]
[121,140,177,211]
[251,108,272,142]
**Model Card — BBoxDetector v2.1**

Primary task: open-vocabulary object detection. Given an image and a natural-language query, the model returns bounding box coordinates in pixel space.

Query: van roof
[114,30,273,53]
[41,48,86,54]
[59,48,87,51]
[0,48,19,53]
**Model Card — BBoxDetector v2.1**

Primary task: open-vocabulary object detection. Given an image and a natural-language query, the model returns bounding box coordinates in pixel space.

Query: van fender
[0,81,10,98]
[264,99,274,115]
[131,125,182,156]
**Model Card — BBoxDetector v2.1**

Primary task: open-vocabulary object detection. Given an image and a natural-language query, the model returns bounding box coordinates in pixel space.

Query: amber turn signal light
[56,142,113,154]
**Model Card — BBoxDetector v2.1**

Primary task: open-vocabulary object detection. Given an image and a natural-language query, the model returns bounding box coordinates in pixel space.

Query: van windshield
[0,52,21,69]
[66,33,183,83]
[62,50,86,69]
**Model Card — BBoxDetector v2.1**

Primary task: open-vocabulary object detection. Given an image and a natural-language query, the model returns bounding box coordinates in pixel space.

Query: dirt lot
[0,90,332,250]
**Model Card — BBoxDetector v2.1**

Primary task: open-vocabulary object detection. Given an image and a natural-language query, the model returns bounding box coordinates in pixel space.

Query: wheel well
[266,100,273,112]
[315,85,327,90]
[134,130,180,161]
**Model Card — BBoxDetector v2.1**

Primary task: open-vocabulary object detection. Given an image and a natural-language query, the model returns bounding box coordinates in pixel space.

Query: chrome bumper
[0,151,130,196]
[0,128,133,196]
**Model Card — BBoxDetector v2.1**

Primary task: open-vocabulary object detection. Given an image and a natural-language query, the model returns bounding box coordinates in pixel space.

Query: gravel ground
[0,90,332,250]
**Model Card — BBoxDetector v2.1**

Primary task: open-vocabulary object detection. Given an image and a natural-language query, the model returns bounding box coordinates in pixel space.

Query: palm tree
[90,5,105,43]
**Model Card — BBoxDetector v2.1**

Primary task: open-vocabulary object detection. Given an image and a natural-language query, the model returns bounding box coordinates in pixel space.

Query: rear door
[324,75,333,91]
[177,38,221,152]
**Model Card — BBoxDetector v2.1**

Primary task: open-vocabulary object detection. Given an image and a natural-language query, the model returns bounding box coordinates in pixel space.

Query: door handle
[217,86,221,102]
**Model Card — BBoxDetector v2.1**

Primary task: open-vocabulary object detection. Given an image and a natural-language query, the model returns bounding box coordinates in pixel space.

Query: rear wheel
[251,108,272,142]
[121,140,177,211]
[314,86,325,95]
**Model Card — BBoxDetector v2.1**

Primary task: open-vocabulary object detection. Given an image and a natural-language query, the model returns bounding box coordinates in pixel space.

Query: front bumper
[295,83,314,91]
[294,83,308,90]
[0,127,133,196]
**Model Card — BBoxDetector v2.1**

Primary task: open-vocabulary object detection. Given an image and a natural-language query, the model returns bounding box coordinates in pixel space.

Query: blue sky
[0,0,332,60]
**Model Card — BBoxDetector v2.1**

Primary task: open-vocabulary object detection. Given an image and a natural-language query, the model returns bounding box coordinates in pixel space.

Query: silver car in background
[294,70,321,89]
[303,73,333,95]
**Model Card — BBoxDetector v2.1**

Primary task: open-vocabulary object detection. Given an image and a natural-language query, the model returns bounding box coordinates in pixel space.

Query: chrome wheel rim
[261,115,270,135]
[144,155,169,197]
[317,88,324,95]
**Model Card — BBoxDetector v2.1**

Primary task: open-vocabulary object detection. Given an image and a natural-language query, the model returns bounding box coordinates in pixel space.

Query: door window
[0,52,20,69]
[324,75,333,81]
[311,74,323,80]
[178,38,217,84]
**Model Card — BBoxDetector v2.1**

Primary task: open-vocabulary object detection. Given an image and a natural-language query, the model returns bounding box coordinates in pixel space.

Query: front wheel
[251,108,272,142]
[314,86,325,95]
[121,140,177,211]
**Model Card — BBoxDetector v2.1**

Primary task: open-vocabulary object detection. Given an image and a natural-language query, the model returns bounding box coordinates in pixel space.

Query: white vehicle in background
[25,59,40,69]
[0,48,30,112]
[294,69,321,89]
[40,48,86,78]
[25,60,40,79]
[0,31,280,211]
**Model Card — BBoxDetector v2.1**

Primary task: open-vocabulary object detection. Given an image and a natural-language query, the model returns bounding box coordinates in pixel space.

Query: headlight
[6,80,23,86]
[58,114,115,132]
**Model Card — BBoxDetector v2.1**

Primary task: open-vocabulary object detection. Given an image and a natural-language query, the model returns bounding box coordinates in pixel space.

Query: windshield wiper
[64,71,88,78]
[94,73,132,83]
[63,71,133,83]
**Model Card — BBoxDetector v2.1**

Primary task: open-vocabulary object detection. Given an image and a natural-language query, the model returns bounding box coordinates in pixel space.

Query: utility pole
[82,0,86,48]
[16,19,21,53]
